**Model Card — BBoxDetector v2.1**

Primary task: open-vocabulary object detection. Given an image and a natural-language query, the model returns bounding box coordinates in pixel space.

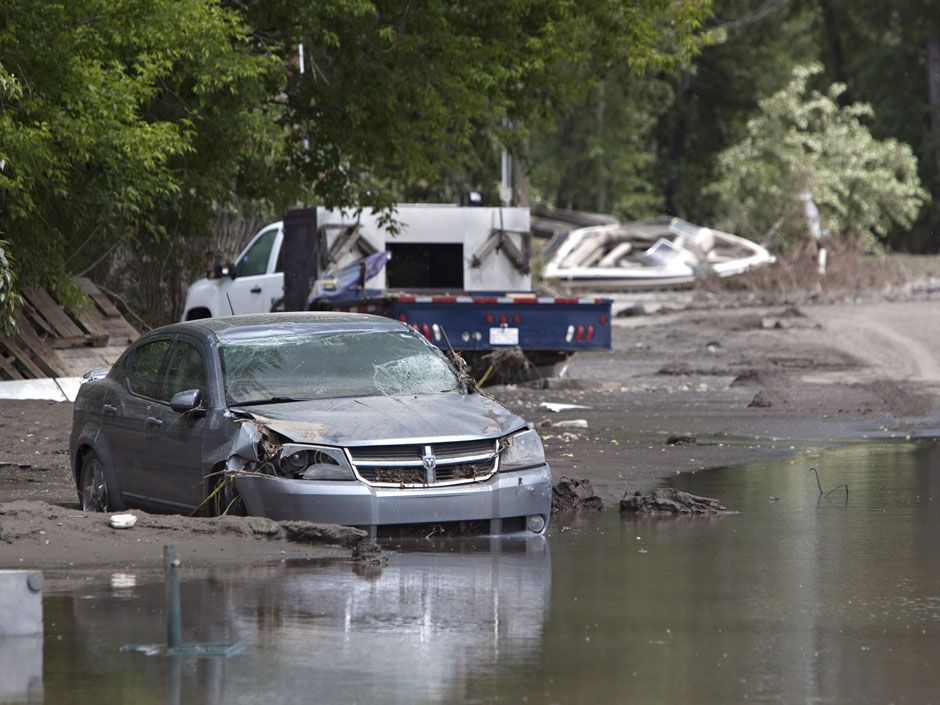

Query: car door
[147,336,215,511]
[226,225,284,314]
[106,337,173,505]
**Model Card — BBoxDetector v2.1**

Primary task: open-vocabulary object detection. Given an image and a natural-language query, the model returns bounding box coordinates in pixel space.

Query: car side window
[126,340,172,400]
[165,340,207,401]
[236,228,277,277]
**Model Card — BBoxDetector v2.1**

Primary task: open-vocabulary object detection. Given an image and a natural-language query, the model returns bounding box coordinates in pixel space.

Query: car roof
[145,312,404,343]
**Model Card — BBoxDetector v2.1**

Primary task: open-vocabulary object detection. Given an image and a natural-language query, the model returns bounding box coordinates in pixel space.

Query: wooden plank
[73,277,122,317]
[74,308,110,339]
[0,339,47,378]
[23,288,84,339]
[19,299,56,337]
[12,313,69,377]
[0,352,24,380]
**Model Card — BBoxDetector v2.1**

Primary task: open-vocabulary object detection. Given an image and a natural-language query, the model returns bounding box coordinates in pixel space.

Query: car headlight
[499,429,546,472]
[279,444,355,480]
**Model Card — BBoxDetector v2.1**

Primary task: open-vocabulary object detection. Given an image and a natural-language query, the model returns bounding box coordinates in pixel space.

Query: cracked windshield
[222,330,461,403]
[3,1,940,704]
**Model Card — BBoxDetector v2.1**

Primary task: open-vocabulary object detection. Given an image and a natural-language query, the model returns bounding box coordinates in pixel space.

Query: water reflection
[35,440,940,704]
[0,636,42,703]
[42,536,550,705]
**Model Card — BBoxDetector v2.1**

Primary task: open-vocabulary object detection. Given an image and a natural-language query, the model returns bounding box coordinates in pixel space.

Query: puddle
[9,440,940,704]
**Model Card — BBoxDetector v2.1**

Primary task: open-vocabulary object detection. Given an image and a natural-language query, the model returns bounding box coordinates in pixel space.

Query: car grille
[347,439,499,487]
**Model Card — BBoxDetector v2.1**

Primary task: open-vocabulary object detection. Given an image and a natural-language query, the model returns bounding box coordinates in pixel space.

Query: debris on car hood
[231,393,527,446]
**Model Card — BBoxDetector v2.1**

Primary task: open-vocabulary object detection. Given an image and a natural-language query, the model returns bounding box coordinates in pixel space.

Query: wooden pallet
[0,277,140,380]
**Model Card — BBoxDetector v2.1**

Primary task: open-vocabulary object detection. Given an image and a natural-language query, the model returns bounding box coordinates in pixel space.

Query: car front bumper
[234,464,552,534]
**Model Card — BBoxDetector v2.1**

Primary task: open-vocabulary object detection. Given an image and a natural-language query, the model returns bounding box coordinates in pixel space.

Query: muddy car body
[69,313,551,535]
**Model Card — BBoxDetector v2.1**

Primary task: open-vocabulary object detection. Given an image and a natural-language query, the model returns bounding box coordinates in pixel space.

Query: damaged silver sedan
[69,313,551,535]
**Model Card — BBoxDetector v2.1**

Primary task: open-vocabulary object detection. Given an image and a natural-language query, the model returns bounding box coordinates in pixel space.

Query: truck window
[236,229,277,277]
[386,243,464,289]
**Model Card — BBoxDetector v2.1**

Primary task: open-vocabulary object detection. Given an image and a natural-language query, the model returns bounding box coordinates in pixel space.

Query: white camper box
[318,204,531,292]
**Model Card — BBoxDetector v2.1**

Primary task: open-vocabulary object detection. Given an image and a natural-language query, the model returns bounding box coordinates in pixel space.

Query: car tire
[79,450,113,513]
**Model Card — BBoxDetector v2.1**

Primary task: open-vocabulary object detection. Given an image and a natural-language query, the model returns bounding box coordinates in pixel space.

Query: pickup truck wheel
[80,451,112,513]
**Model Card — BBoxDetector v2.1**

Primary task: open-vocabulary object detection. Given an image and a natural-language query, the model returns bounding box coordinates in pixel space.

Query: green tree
[0,0,277,309]
[244,0,714,211]
[712,63,928,250]
[653,0,819,224]
[813,0,940,250]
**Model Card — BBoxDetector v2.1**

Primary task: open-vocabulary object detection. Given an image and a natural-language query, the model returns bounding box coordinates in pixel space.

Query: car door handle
[250,286,262,294]
[102,403,117,416]
[146,416,163,428]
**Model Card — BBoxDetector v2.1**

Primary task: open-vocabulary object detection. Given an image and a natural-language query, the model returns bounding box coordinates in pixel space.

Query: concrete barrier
[0,570,43,636]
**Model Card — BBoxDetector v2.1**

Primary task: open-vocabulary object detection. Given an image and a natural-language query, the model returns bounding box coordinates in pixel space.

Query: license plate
[489,327,519,345]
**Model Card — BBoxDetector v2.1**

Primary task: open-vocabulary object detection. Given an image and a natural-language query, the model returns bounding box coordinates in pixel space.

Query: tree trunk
[926,38,940,184]
[820,0,851,106]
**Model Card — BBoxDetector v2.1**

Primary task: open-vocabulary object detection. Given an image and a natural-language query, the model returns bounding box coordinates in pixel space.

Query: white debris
[553,419,588,429]
[540,402,591,413]
[109,514,137,529]
[0,377,82,402]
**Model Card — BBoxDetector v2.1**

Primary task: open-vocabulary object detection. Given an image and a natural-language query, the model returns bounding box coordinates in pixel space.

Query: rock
[619,488,729,515]
[552,477,604,514]
[280,521,367,547]
[108,513,137,529]
[666,434,696,446]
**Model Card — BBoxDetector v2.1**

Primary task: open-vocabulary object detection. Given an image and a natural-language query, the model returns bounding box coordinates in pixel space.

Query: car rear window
[220,329,462,404]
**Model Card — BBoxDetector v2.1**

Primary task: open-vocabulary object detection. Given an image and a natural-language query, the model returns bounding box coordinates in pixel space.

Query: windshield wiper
[232,396,310,406]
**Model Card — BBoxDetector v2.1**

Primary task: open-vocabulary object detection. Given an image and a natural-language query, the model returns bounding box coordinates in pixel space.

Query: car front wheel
[80,451,111,512]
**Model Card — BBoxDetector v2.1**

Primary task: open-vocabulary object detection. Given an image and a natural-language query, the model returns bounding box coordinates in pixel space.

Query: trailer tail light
[575,325,585,343]
[513,314,521,324]
[565,325,575,342]
[398,314,407,322]
[486,314,495,324]
[599,314,609,325]
[586,325,595,342]
[499,314,509,324]
[421,323,431,340]
[431,323,442,342]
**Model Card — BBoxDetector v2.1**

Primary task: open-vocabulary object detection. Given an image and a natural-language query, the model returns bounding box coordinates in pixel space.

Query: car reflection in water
[57,537,550,705]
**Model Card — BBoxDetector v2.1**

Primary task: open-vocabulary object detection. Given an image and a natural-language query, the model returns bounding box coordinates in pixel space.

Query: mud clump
[666,434,696,446]
[620,488,729,515]
[351,539,387,565]
[731,369,762,387]
[748,390,775,408]
[551,478,604,514]
[280,521,367,547]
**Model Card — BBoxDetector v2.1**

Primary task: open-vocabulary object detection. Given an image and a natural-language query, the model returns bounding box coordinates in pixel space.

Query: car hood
[231,393,527,447]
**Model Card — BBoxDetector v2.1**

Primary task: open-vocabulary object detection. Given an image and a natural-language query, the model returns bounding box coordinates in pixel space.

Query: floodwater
[6,439,940,704]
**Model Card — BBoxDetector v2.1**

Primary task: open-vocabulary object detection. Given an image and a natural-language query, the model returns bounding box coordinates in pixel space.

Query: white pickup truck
[181,204,532,320]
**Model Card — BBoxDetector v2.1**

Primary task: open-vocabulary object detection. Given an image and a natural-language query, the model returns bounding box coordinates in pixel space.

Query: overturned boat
[543,217,775,290]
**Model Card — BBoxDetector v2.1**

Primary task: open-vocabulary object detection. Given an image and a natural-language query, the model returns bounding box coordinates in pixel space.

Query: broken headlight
[499,428,545,472]
[279,444,355,481]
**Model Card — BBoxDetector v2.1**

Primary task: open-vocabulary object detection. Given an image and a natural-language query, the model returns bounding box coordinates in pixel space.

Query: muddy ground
[2,295,939,568]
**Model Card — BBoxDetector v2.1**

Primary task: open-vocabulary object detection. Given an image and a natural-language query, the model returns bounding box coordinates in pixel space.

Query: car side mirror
[170,389,203,414]
[211,261,237,280]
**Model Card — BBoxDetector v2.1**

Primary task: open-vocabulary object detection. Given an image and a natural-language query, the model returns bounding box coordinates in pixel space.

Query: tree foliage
[0,0,278,307]
[712,64,928,250]
[244,0,714,211]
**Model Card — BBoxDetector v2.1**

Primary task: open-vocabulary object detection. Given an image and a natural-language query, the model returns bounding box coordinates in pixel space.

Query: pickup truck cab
[184,223,285,319]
